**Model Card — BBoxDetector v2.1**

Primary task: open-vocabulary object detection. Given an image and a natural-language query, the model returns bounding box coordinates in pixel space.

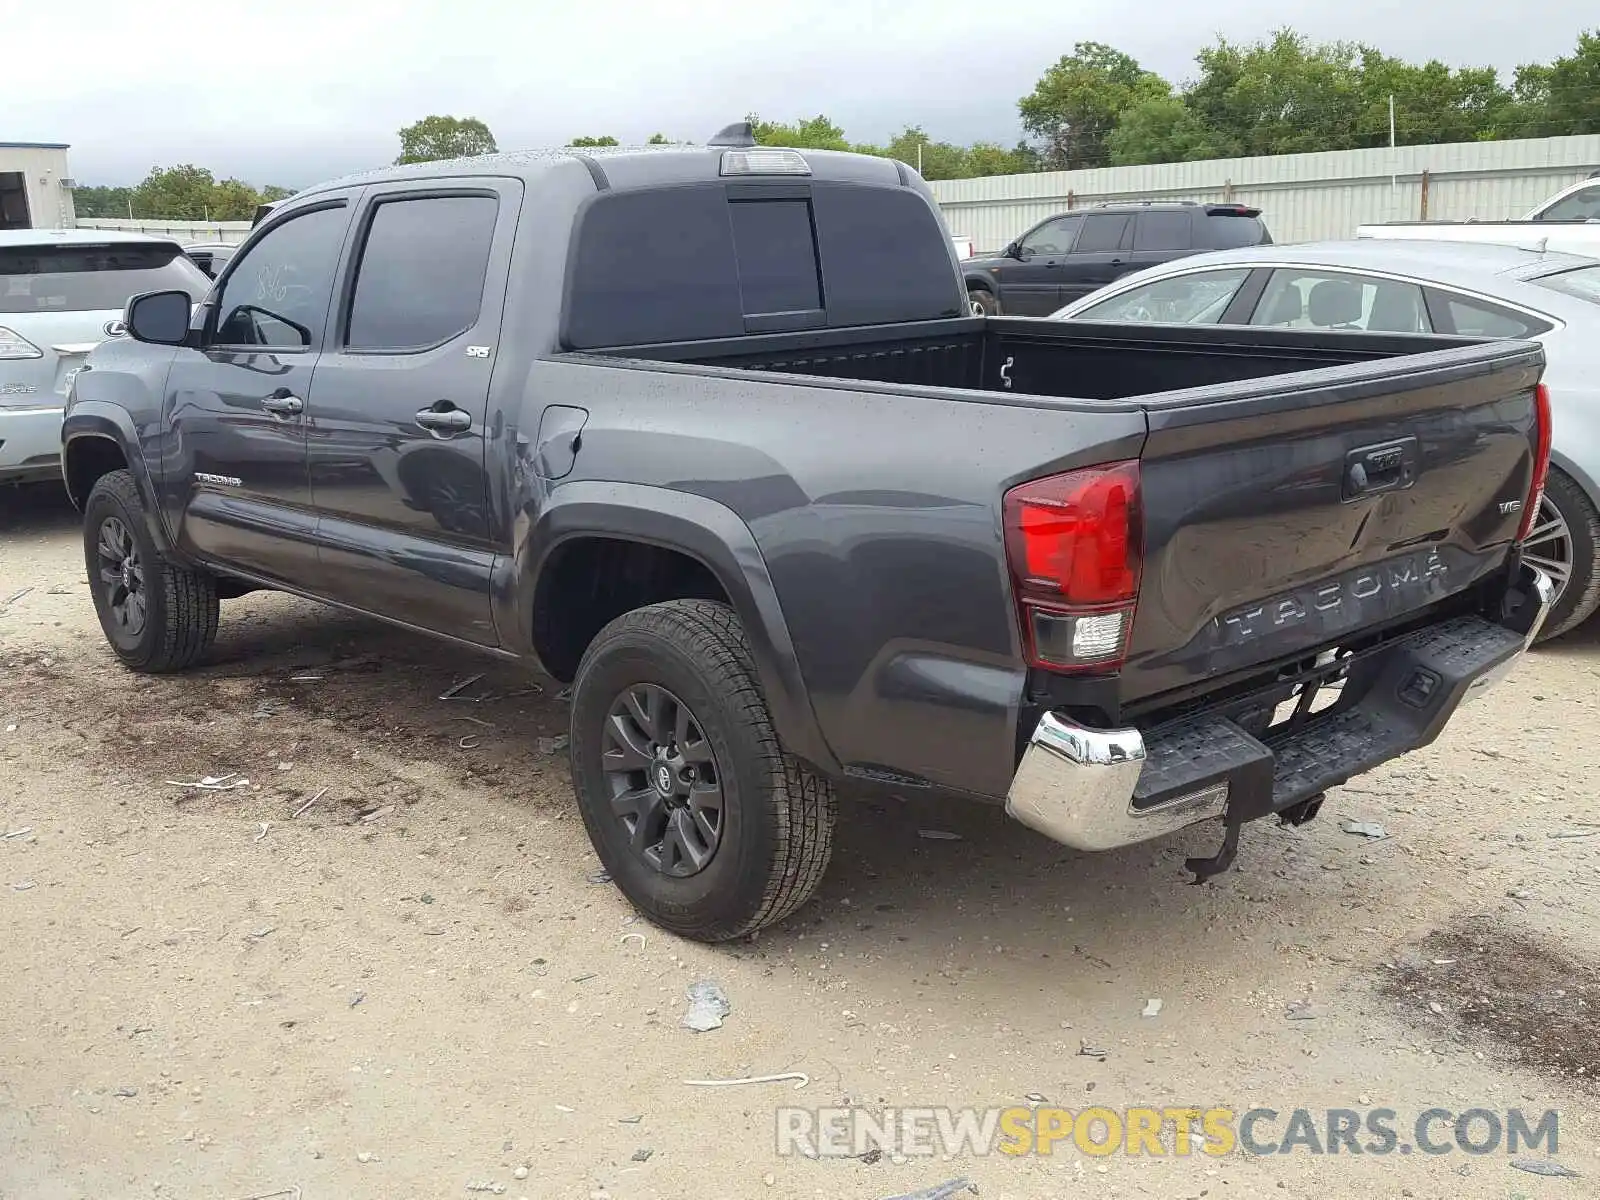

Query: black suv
[964,201,1272,316]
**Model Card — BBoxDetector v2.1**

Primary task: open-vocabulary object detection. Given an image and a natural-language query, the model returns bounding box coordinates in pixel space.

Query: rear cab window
[563,179,963,348]
[0,242,209,313]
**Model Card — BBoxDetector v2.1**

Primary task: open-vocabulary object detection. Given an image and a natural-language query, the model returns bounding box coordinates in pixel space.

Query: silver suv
[1,229,209,485]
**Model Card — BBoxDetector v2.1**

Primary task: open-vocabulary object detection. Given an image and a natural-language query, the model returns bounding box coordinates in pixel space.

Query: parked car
[1,229,209,486]
[1358,175,1600,257]
[182,241,239,279]
[1051,238,1600,640]
[63,132,1551,942]
[963,200,1271,316]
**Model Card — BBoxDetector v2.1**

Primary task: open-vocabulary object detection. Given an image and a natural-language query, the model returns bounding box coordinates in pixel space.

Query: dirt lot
[3,484,1599,1199]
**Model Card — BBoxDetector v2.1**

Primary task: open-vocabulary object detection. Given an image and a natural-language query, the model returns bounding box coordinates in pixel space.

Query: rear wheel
[83,470,219,672]
[1526,467,1600,642]
[569,600,836,942]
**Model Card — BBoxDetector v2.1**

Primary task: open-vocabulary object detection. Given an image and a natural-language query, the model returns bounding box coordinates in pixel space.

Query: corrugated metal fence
[929,133,1600,251]
[74,217,252,244]
[76,133,1600,255]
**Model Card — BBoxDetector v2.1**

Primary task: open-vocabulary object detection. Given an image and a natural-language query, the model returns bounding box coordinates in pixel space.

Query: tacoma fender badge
[194,472,242,488]
[466,345,492,359]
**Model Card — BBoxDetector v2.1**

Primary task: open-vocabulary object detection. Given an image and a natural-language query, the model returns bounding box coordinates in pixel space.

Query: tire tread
[576,599,836,939]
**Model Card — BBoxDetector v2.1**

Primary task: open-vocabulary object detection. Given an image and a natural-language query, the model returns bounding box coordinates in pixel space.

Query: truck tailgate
[1123,338,1544,707]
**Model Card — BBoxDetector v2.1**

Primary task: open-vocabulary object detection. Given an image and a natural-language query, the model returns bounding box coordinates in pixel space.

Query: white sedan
[1,229,210,486]
[1052,239,1600,642]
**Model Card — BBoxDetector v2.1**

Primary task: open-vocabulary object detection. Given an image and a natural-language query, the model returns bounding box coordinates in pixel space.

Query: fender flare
[499,480,838,773]
[963,267,1001,298]
[60,402,176,554]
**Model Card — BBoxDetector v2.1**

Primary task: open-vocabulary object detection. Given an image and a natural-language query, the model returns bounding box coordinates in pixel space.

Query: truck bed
[591,317,1544,722]
[608,314,1487,401]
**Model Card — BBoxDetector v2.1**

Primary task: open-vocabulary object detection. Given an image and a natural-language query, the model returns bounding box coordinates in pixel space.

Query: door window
[213,204,348,348]
[1073,269,1250,324]
[1018,215,1083,257]
[1252,269,1429,333]
[1074,214,1133,254]
[346,195,499,351]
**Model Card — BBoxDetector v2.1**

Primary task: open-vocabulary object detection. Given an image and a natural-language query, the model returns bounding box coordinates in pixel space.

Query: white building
[0,140,76,230]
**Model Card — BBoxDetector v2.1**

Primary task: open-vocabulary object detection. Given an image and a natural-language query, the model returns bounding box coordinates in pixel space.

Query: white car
[1,229,210,486]
[1358,174,1600,258]
[1052,239,1600,641]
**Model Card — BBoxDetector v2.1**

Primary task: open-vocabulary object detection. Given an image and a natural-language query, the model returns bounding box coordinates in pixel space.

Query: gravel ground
[2,483,1598,1199]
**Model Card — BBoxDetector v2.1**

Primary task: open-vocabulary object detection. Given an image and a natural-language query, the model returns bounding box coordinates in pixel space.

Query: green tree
[568,135,619,147]
[965,142,1039,177]
[70,185,134,219]
[1507,31,1600,137]
[646,133,671,144]
[395,115,498,165]
[130,165,223,221]
[1184,31,1367,157]
[1107,95,1228,165]
[884,126,973,179]
[260,185,295,202]
[748,114,852,151]
[1019,42,1171,169]
[1352,49,1513,147]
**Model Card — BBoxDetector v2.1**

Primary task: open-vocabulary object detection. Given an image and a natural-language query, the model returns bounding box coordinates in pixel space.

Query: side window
[346,195,498,352]
[1075,269,1251,324]
[1133,211,1193,252]
[1252,270,1429,333]
[1436,293,1546,338]
[1018,215,1083,257]
[1075,214,1133,254]
[1537,186,1600,223]
[214,205,348,348]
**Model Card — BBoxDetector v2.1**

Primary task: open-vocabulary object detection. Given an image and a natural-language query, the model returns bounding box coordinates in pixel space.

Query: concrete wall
[73,218,253,245]
[930,133,1600,251]
[0,144,76,229]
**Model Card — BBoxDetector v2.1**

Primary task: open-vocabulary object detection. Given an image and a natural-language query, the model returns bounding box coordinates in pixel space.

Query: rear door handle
[260,392,303,417]
[415,406,472,434]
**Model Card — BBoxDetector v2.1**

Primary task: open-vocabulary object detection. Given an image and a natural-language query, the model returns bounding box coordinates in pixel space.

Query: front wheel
[569,600,837,942]
[1525,467,1600,642]
[83,470,220,672]
[969,288,1000,316]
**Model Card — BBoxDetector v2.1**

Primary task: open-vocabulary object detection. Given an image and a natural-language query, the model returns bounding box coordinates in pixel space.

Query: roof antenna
[708,121,756,148]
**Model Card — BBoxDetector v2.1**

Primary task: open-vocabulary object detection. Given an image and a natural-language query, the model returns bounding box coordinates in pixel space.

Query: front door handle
[415,406,472,434]
[261,391,303,417]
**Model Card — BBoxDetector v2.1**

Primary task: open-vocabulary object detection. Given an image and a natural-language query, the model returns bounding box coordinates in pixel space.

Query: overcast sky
[11,1,1596,187]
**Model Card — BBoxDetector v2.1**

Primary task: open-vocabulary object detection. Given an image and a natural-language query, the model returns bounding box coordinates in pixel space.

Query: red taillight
[1516,383,1552,542]
[1003,460,1142,671]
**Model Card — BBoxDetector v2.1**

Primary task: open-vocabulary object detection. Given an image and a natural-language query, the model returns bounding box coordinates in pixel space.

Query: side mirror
[1005,241,1023,260]
[125,290,192,346]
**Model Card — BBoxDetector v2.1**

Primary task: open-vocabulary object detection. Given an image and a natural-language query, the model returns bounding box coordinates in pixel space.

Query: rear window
[1532,265,1600,306]
[1205,213,1271,249]
[0,242,210,314]
[563,181,962,348]
[728,199,821,315]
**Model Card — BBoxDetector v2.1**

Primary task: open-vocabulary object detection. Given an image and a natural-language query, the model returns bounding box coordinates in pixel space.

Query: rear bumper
[1005,564,1554,853]
[0,404,65,483]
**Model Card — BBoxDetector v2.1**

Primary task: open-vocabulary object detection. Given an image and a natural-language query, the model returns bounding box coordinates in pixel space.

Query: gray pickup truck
[61,126,1554,942]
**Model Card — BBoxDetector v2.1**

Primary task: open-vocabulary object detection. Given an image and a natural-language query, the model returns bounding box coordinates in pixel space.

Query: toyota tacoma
[60,126,1554,942]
